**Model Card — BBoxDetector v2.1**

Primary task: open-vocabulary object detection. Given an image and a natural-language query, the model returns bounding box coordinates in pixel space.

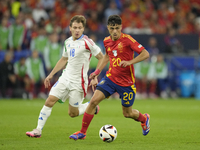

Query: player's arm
[89,51,104,91]
[119,49,149,68]
[130,49,149,64]
[94,51,104,70]
[44,56,68,88]
[89,52,109,79]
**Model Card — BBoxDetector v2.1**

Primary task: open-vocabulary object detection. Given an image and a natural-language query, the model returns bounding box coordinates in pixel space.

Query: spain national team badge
[100,80,105,85]
[118,42,123,53]
[112,50,117,57]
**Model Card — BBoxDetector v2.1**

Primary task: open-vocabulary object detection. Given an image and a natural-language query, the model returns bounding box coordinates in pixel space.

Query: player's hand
[89,69,100,79]
[89,72,97,79]
[44,75,52,88]
[89,77,98,92]
[119,61,131,68]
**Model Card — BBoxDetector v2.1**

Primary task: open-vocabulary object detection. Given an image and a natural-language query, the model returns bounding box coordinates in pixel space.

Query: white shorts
[49,80,85,107]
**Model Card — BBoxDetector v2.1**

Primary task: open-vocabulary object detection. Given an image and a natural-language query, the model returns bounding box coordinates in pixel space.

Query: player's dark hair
[107,15,122,26]
[70,15,86,27]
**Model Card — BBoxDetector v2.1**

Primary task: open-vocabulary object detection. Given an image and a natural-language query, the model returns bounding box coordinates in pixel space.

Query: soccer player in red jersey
[69,15,150,140]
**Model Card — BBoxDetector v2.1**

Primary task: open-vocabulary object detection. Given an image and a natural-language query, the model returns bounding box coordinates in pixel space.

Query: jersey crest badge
[112,50,117,57]
[107,47,111,51]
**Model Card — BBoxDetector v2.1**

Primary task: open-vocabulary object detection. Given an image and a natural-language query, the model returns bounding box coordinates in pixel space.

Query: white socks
[78,102,89,115]
[36,103,88,131]
[36,105,52,131]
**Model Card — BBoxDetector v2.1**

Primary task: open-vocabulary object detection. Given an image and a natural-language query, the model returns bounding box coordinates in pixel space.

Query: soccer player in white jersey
[26,15,104,138]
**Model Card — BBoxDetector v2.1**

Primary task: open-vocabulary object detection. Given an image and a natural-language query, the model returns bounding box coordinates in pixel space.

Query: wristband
[93,69,100,76]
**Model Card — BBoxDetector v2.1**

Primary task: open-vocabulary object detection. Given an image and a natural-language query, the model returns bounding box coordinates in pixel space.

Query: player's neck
[111,33,122,41]
[72,37,78,41]
[72,34,84,41]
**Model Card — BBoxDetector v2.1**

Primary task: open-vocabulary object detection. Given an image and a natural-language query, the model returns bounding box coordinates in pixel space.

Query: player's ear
[107,25,111,31]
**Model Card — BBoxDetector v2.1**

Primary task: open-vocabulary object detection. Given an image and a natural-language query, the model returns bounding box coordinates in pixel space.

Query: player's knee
[89,99,98,109]
[45,96,58,107]
[123,112,131,118]
[68,111,78,118]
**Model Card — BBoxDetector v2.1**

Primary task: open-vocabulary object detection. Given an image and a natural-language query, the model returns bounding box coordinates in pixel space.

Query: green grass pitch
[0,98,200,150]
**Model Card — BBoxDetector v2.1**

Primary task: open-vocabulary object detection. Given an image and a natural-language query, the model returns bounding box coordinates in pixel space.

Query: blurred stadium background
[0,0,200,100]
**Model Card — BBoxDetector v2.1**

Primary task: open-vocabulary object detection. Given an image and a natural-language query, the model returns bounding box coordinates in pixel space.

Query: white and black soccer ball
[99,125,117,142]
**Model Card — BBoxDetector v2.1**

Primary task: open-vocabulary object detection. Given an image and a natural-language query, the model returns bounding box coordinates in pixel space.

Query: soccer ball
[99,125,117,142]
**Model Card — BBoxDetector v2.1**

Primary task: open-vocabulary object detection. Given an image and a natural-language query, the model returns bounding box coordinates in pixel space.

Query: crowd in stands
[0,0,200,99]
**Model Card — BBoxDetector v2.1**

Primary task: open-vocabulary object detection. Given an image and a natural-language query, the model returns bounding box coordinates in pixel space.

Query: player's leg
[26,95,59,138]
[68,90,85,117]
[118,85,150,136]
[26,81,67,138]
[69,77,115,140]
[69,90,105,140]
[122,106,150,135]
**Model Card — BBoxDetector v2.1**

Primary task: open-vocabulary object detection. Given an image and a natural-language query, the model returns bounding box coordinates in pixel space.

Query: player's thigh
[96,76,116,98]
[68,103,79,117]
[68,90,84,116]
[90,90,106,106]
[49,81,69,103]
[45,95,60,107]
[68,90,84,108]
[117,86,136,107]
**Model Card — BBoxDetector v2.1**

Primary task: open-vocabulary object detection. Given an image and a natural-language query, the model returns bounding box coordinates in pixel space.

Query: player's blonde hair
[70,15,86,27]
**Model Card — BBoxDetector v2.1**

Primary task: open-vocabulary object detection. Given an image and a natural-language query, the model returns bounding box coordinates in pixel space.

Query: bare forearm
[130,49,149,65]
[48,57,68,77]
[97,54,109,71]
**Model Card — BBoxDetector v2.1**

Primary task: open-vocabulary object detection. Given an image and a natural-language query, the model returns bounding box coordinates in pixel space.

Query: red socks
[135,112,146,123]
[80,112,145,133]
[80,112,94,133]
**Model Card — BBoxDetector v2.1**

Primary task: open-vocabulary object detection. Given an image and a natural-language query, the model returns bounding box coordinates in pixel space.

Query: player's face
[107,24,122,41]
[70,21,84,41]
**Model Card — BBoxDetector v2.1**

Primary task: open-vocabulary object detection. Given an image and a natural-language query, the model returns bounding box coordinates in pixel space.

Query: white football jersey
[59,34,101,95]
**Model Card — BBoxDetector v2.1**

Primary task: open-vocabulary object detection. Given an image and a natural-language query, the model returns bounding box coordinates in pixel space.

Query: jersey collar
[69,34,84,41]
[77,34,84,40]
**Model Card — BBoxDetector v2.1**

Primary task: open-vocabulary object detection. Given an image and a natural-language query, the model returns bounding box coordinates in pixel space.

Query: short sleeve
[62,40,68,58]
[84,36,101,56]
[127,35,144,54]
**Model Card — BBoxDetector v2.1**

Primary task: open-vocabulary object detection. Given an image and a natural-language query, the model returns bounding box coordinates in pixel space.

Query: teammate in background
[14,57,30,98]
[152,54,168,98]
[0,17,9,51]
[0,52,16,98]
[25,50,46,99]
[26,15,104,138]
[134,58,157,99]
[30,27,49,55]
[8,16,25,51]
[44,32,62,84]
[69,15,150,140]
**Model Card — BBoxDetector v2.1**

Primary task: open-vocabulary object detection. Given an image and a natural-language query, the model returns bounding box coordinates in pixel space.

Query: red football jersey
[104,33,145,87]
